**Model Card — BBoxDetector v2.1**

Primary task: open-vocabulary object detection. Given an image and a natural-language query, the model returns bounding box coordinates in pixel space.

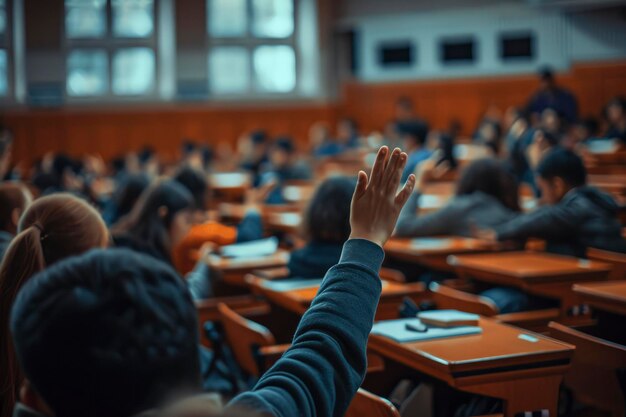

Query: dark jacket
[395,192,519,238]
[496,186,626,257]
[287,241,344,278]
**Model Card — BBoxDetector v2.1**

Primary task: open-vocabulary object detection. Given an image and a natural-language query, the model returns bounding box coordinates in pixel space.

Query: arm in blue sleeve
[226,239,384,417]
[237,211,264,243]
[185,261,213,300]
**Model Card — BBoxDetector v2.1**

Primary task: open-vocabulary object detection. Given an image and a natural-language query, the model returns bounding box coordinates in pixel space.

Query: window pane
[112,0,154,38]
[0,49,7,96]
[65,0,106,39]
[253,46,295,92]
[113,48,156,95]
[208,47,250,94]
[0,0,6,36]
[252,0,294,38]
[67,49,108,96]
[207,0,247,37]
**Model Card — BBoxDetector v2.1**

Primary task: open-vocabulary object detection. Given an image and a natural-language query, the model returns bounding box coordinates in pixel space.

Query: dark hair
[0,183,30,233]
[536,128,560,147]
[302,177,355,243]
[181,140,197,156]
[539,66,554,82]
[173,166,209,210]
[397,120,429,146]
[437,133,458,170]
[250,130,267,145]
[113,180,194,261]
[537,148,587,187]
[272,136,295,154]
[10,249,201,417]
[113,174,151,220]
[606,96,626,110]
[456,159,521,212]
[0,194,108,417]
[138,146,156,164]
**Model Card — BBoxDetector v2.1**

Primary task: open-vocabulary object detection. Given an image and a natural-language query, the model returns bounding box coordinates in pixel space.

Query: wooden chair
[430,283,560,332]
[587,247,626,281]
[548,321,626,417]
[217,303,290,378]
[345,389,400,417]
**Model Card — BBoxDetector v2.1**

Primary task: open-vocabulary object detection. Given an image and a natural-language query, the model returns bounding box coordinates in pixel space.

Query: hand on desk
[350,146,415,247]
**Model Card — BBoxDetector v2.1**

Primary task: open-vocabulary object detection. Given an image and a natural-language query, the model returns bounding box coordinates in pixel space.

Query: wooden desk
[266,211,303,235]
[573,281,626,316]
[368,318,574,417]
[589,175,626,196]
[218,202,298,223]
[209,172,252,202]
[248,276,425,321]
[282,182,315,205]
[385,237,495,272]
[206,250,290,287]
[449,251,612,316]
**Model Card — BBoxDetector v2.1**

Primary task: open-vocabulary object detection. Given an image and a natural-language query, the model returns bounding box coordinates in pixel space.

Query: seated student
[171,166,264,275]
[473,119,502,156]
[288,177,355,278]
[526,127,561,170]
[398,120,431,182]
[395,158,520,238]
[101,173,150,226]
[483,148,626,257]
[9,146,415,417]
[0,193,108,417]
[0,183,32,261]
[605,96,626,144]
[259,137,312,205]
[336,118,360,149]
[238,130,269,184]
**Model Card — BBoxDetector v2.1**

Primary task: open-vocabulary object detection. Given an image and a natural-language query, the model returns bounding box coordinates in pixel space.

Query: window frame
[205,0,300,99]
[63,0,160,102]
[0,0,14,104]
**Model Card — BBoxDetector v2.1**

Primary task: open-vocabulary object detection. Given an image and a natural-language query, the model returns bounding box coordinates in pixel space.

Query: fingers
[353,170,368,201]
[382,148,402,189]
[395,174,415,207]
[369,146,389,188]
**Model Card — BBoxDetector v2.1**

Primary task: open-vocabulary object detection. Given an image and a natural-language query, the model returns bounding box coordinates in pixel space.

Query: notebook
[371,318,482,343]
[220,237,279,258]
[417,310,480,327]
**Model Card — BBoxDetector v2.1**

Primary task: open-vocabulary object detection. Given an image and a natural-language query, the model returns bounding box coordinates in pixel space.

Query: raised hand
[350,146,416,247]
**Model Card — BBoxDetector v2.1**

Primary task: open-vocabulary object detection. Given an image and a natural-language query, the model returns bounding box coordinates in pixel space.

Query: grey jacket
[496,186,626,258]
[395,191,519,238]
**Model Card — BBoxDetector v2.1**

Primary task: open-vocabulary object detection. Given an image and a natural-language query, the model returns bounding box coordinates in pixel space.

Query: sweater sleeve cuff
[339,238,385,273]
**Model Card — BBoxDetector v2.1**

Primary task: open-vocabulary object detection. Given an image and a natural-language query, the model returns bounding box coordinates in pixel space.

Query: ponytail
[0,225,47,417]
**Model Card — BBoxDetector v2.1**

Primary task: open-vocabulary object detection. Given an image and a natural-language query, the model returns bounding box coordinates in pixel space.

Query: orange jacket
[173,221,238,275]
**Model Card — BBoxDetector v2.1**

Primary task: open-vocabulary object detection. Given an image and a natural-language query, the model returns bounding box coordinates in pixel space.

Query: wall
[343,2,626,82]
[340,60,626,135]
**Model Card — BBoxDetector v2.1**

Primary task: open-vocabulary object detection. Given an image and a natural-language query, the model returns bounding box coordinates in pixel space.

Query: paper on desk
[261,278,324,292]
[371,318,482,343]
[411,237,454,249]
[220,237,279,258]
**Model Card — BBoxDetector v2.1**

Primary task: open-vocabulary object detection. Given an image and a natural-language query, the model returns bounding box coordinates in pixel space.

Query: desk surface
[386,237,494,258]
[369,317,573,379]
[450,251,611,284]
[573,281,626,316]
[209,172,252,190]
[267,212,303,234]
[206,250,290,272]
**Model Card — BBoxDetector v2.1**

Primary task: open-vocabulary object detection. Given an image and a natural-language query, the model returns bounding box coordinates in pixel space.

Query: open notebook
[220,237,279,258]
[371,318,482,343]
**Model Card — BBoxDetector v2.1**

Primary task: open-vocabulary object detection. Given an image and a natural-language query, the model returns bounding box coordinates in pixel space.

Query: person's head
[0,193,109,413]
[173,166,210,211]
[302,176,356,244]
[118,180,195,259]
[395,96,414,121]
[456,159,521,212]
[606,97,626,124]
[113,174,151,221]
[541,108,562,133]
[536,148,587,205]
[337,118,358,142]
[269,136,296,168]
[0,183,32,235]
[10,249,201,417]
[397,120,429,152]
[309,122,331,148]
[533,128,560,151]
[539,67,556,91]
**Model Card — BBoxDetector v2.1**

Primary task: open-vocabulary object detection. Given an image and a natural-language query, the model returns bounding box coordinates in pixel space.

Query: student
[483,148,626,257]
[101,173,150,226]
[526,127,561,170]
[288,177,355,278]
[259,137,312,205]
[526,67,578,124]
[605,97,626,143]
[171,166,264,275]
[398,120,431,182]
[0,183,32,261]
[336,118,360,149]
[238,130,269,182]
[0,194,108,417]
[395,158,520,238]
[9,146,415,417]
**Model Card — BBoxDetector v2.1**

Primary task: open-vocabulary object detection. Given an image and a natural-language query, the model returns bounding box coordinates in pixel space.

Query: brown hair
[0,183,31,234]
[0,193,108,417]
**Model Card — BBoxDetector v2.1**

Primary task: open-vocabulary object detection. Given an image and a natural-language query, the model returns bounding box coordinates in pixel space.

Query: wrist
[348,232,385,248]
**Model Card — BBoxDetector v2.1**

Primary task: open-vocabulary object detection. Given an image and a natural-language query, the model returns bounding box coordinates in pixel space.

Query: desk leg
[461,374,563,417]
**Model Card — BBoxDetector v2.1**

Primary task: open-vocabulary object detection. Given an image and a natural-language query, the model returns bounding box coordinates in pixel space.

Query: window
[65,0,157,98]
[206,0,297,95]
[440,38,475,64]
[0,0,10,98]
[500,33,535,61]
[378,41,414,67]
